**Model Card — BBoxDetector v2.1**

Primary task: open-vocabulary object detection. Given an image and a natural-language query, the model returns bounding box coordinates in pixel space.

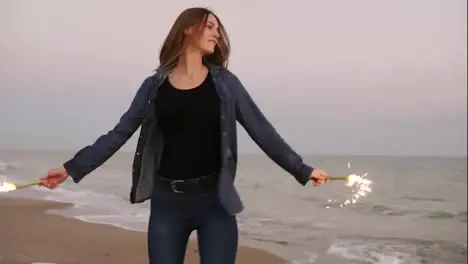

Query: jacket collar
[149,62,225,101]
[154,61,224,79]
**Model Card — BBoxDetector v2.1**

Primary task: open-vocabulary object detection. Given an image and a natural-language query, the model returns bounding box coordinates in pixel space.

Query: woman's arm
[63,76,154,183]
[228,72,313,185]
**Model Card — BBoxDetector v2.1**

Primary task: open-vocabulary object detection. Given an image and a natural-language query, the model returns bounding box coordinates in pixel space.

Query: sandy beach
[0,197,286,264]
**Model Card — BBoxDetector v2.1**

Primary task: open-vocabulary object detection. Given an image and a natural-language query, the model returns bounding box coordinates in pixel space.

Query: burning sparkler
[0,180,42,192]
[338,173,372,207]
[325,162,373,208]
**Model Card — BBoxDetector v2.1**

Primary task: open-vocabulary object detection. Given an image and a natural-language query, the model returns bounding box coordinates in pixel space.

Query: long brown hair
[157,7,230,71]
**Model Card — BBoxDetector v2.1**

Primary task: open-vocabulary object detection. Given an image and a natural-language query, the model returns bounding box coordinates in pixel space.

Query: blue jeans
[148,184,238,264]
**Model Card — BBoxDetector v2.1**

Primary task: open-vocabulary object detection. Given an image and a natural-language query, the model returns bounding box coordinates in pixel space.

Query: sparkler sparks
[340,173,372,207]
[325,162,373,208]
[0,182,17,192]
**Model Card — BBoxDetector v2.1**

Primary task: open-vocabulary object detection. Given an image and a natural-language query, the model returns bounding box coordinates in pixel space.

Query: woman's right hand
[40,166,70,189]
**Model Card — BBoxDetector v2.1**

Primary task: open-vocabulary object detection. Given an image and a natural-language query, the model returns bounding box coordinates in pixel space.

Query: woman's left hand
[309,169,329,186]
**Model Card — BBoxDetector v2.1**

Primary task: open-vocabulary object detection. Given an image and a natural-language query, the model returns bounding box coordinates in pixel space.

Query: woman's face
[186,14,220,55]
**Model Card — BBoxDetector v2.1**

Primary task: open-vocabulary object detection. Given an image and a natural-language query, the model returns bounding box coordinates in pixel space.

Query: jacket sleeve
[228,72,314,185]
[63,76,154,183]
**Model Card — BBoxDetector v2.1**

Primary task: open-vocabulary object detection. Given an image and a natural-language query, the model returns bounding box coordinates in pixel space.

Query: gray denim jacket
[63,63,314,215]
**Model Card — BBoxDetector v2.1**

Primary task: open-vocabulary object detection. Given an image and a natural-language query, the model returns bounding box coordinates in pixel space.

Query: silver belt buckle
[171,180,184,193]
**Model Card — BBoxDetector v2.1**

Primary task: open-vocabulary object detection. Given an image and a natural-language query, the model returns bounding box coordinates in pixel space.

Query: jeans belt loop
[170,180,185,193]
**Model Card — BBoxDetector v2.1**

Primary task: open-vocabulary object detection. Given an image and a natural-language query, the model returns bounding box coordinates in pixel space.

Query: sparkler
[325,162,373,208]
[337,173,372,207]
[0,180,42,192]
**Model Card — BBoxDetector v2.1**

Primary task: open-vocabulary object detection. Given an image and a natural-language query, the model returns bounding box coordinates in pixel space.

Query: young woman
[41,7,330,264]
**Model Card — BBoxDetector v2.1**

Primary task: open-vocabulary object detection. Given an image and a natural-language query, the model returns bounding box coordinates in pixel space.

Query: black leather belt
[157,172,218,194]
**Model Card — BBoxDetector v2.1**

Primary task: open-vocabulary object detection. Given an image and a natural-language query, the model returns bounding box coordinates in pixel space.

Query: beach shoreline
[0,197,287,264]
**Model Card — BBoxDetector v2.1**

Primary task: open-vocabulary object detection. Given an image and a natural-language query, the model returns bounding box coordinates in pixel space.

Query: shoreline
[0,197,287,264]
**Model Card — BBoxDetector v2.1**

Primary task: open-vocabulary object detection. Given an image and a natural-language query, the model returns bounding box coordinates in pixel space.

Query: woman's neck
[174,47,206,78]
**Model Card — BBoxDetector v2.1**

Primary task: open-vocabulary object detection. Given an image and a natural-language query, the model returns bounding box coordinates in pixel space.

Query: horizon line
[0,148,466,159]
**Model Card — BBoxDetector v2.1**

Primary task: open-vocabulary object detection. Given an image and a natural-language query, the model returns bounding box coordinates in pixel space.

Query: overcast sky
[1,0,466,157]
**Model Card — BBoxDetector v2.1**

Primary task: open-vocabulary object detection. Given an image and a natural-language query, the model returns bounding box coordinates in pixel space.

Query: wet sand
[0,197,286,264]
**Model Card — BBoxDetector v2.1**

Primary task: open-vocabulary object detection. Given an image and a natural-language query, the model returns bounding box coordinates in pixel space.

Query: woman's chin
[200,47,215,56]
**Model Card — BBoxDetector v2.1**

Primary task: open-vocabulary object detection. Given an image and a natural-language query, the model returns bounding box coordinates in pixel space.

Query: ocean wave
[457,211,467,217]
[326,202,466,223]
[238,214,336,233]
[249,236,290,245]
[399,196,446,202]
[291,252,318,264]
[422,211,457,219]
[0,160,8,172]
[457,211,467,223]
[327,202,424,217]
[21,186,151,233]
[327,237,467,264]
[0,159,20,172]
[36,187,140,211]
[74,214,149,232]
[301,196,325,203]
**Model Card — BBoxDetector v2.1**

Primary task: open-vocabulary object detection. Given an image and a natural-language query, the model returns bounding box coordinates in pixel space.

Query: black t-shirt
[154,72,221,180]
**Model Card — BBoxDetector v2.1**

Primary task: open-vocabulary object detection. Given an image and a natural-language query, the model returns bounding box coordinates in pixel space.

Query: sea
[0,150,466,264]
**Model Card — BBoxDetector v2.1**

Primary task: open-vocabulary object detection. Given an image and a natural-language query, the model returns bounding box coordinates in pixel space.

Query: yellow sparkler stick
[14,180,43,190]
[0,180,43,192]
[328,176,349,181]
